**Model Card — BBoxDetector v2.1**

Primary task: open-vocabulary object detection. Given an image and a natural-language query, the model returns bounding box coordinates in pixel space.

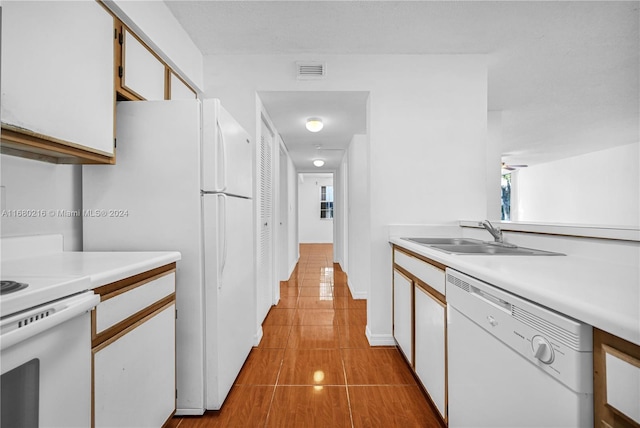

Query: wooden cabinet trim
[93,262,176,299]
[392,267,415,366]
[168,71,197,100]
[165,68,172,100]
[594,328,640,428]
[394,263,446,304]
[603,343,640,370]
[112,17,197,101]
[91,263,176,346]
[92,293,175,349]
[1,125,115,164]
[414,276,446,304]
[393,245,448,271]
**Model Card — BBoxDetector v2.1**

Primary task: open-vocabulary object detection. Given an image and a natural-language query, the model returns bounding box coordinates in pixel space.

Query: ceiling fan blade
[502,162,528,170]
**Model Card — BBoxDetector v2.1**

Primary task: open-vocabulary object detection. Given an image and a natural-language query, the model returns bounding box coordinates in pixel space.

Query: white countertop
[2,251,181,289]
[390,237,640,346]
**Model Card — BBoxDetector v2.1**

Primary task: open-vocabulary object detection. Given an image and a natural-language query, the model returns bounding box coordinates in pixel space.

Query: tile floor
[169,244,441,427]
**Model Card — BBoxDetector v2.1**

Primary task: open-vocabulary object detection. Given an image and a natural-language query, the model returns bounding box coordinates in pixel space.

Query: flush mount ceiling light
[313,159,325,167]
[305,118,324,133]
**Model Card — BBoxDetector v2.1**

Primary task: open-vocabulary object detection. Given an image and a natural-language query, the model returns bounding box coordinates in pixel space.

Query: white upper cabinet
[1,1,114,160]
[169,73,197,100]
[120,29,166,101]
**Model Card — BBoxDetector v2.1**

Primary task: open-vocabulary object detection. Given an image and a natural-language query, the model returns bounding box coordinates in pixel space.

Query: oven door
[1,292,99,427]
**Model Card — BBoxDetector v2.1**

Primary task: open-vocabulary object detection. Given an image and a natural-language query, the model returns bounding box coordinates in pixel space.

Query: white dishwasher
[446,269,593,428]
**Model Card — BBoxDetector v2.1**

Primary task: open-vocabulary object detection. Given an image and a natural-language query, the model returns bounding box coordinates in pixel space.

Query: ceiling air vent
[296,62,326,80]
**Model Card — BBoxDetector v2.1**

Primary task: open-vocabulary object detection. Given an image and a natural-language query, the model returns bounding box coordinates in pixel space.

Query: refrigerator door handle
[218,193,228,289]
[217,120,227,193]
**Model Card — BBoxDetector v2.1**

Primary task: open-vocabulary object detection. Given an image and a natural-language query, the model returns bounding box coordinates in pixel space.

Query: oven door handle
[1,292,100,351]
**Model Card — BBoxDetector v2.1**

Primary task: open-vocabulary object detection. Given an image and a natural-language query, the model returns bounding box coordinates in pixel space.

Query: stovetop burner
[1,280,29,295]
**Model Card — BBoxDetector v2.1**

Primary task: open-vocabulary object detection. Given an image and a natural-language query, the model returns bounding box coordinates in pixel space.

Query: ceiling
[165,0,639,171]
[259,91,368,172]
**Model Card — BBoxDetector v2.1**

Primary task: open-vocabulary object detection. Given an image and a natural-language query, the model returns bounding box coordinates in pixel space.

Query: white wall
[345,134,371,300]
[203,53,488,345]
[487,111,503,220]
[333,153,347,269]
[287,153,299,272]
[0,155,82,250]
[513,142,640,227]
[298,173,333,243]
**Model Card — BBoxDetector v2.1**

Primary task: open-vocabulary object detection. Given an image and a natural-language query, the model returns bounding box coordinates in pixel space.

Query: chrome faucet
[480,220,503,243]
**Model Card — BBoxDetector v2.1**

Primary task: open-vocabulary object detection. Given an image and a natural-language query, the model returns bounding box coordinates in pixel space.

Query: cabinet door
[1,1,114,156]
[393,269,413,364]
[94,304,176,428]
[594,329,640,428]
[170,73,197,100]
[415,285,446,421]
[121,29,166,100]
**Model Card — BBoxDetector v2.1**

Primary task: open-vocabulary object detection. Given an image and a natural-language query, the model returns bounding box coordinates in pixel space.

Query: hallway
[170,244,440,427]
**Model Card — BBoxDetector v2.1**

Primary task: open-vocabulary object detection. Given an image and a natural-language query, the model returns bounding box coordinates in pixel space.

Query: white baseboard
[287,259,297,280]
[347,278,368,300]
[175,408,205,416]
[351,290,368,300]
[365,325,396,346]
[253,326,264,347]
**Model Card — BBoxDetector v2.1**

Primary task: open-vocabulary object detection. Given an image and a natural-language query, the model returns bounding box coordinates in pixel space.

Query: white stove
[0,275,91,317]
[1,235,99,427]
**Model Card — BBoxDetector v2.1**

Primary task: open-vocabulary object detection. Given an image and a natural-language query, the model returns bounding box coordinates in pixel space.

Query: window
[320,185,334,219]
[501,173,511,221]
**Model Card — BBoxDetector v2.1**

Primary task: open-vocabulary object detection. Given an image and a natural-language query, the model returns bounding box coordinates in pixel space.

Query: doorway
[297,173,334,245]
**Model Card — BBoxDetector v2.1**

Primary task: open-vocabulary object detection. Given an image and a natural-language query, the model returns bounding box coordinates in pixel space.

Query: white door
[257,118,275,324]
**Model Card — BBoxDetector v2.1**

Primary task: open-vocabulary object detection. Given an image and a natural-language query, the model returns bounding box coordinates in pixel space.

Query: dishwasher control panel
[446,269,593,394]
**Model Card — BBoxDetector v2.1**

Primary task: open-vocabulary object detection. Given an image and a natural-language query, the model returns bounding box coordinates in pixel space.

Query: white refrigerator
[83,99,256,414]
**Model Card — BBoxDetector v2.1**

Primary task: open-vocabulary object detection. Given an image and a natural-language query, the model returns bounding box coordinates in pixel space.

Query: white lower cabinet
[415,285,447,421]
[94,304,176,427]
[393,246,448,425]
[393,269,413,364]
[92,265,176,428]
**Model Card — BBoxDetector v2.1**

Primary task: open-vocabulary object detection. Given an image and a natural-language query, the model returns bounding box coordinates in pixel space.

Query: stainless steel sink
[428,244,564,255]
[401,237,564,256]
[402,237,483,246]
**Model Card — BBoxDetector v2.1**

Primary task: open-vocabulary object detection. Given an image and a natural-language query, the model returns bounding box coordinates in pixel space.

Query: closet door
[257,118,274,324]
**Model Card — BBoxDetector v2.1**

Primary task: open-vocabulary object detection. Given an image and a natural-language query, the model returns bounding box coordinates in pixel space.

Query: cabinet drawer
[96,272,175,334]
[394,250,445,295]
